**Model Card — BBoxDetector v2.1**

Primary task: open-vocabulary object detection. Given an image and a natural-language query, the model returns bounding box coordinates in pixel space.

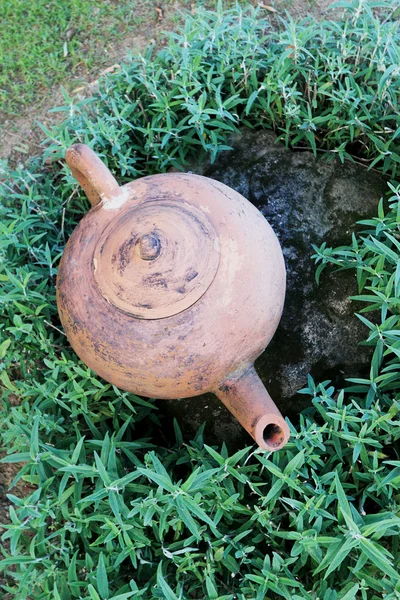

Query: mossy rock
[159,129,388,448]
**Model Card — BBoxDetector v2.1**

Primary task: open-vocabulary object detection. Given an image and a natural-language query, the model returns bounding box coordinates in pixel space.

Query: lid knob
[138,234,161,261]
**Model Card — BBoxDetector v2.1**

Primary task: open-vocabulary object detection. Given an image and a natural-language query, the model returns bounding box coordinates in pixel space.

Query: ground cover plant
[0,0,240,122]
[0,1,400,598]
[40,0,400,177]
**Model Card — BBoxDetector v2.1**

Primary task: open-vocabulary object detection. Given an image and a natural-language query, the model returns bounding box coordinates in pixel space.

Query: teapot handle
[65,144,120,207]
[216,365,290,451]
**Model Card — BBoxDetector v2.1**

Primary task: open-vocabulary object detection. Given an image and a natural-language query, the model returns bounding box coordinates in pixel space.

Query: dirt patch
[283,0,338,19]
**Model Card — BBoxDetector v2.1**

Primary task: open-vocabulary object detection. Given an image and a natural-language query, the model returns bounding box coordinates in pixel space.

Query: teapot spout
[65,144,120,207]
[215,366,290,451]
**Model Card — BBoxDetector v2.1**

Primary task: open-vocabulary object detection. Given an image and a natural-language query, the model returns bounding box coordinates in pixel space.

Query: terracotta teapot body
[57,144,289,450]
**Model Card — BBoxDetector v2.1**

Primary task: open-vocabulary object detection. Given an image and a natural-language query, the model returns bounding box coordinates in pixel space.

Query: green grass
[0,0,141,114]
[1,1,400,598]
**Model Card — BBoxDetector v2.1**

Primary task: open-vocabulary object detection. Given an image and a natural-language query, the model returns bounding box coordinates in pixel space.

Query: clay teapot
[57,144,289,451]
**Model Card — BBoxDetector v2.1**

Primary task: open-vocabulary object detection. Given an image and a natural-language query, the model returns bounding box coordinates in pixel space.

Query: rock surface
[159,129,388,448]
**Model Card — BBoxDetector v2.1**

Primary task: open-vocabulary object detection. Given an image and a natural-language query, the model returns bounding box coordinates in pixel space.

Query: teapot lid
[93,199,221,319]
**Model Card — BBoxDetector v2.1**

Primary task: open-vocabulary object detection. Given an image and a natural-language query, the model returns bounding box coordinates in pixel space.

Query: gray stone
[158,129,388,447]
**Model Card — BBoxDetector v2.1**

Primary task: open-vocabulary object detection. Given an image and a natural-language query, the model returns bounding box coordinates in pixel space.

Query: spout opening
[255,414,290,452]
[263,423,285,449]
